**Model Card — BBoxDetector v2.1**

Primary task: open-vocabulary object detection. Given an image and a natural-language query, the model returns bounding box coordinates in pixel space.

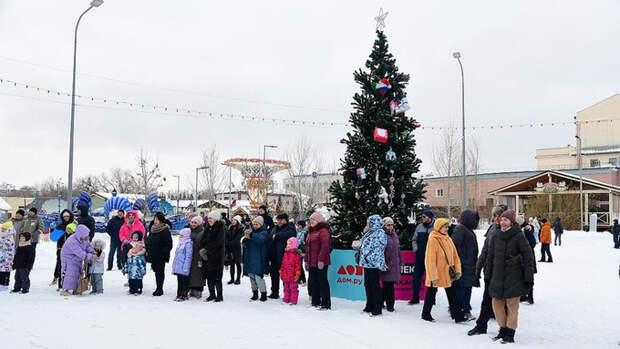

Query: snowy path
[1,230,618,348]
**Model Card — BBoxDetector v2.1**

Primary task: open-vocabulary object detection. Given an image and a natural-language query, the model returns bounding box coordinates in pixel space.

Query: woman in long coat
[188,215,206,298]
[145,212,173,296]
[60,225,94,295]
[380,217,403,313]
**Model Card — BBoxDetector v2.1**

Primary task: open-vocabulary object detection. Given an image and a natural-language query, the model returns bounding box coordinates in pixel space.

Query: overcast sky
[1,0,619,193]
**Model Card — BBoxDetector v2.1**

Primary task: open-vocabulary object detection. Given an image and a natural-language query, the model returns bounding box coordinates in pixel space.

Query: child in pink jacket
[280,237,301,305]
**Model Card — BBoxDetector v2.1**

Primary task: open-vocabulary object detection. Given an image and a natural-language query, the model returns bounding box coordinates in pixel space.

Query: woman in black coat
[145,212,173,296]
[225,216,244,285]
[200,212,226,302]
[451,209,480,319]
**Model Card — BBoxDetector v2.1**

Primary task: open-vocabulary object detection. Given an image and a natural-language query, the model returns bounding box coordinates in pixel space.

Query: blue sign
[327,249,366,301]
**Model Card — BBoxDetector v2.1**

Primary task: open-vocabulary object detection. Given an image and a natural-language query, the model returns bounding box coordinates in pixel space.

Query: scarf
[18,240,31,247]
[151,223,169,234]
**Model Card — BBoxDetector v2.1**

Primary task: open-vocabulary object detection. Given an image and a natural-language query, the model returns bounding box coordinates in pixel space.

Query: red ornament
[374,127,388,143]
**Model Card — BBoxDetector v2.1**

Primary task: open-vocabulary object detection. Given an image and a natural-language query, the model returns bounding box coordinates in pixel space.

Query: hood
[74,224,90,240]
[91,239,107,250]
[76,204,89,217]
[459,209,480,231]
[368,215,384,232]
[543,221,551,228]
[286,237,298,250]
[179,228,191,240]
[60,209,75,223]
[124,210,141,225]
[259,205,268,212]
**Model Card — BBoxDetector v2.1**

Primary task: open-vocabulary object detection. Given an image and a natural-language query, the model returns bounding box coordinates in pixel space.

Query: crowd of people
[0,203,563,344]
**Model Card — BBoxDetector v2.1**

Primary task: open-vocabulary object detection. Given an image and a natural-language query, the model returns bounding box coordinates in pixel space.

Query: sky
[1,0,619,193]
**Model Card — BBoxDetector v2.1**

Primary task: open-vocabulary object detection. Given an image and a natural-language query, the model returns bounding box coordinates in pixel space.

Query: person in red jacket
[305,212,331,310]
[280,237,301,305]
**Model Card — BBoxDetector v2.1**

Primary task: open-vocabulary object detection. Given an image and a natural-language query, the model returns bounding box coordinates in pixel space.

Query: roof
[489,170,620,195]
[424,166,619,182]
[0,197,11,211]
[577,94,620,114]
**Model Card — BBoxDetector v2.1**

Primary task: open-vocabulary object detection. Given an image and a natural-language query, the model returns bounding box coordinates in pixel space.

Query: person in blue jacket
[243,216,270,302]
[359,214,388,317]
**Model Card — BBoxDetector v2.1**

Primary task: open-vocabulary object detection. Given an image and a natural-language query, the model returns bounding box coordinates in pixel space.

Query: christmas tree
[329,29,426,250]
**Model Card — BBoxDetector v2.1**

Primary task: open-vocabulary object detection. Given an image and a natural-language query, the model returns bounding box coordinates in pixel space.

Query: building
[214,188,299,213]
[536,94,620,170]
[282,172,341,205]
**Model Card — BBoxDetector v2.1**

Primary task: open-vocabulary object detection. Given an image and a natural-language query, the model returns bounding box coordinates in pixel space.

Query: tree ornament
[401,193,406,199]
[375,169,380,183]
[373,78,391,95]
[385,147,397,161]
[395,93,410,114]
[374,127,388,143]
[389,100,399,114]
[355,191,360,200]
[378,186,389,206]
[374,7,389,31]
[356,168,367,179]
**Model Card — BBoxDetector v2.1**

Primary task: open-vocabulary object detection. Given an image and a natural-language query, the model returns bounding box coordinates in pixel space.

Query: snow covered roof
[489,170,620,195]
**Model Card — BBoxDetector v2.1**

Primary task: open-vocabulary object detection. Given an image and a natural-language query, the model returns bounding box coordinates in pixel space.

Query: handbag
[437,239,457,280]
[75,258,90,295]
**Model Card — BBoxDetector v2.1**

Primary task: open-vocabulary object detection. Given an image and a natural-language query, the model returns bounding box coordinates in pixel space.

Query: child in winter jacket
[0,221,16,292]
[280,237,301,305]
[89,239,106,294]
[172,228,193,301]
[12,232,33,294]
[123,232,147,295]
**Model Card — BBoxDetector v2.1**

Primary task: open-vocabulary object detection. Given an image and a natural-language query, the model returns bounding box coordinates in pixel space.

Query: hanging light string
[1,77,617,130]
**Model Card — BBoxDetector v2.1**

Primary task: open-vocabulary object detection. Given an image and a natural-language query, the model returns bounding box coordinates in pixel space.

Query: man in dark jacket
[106,210,125,270]
[258,205,275,232]
[409,209,434,304]
[22,208,44,270]
[268,213,297,299]
[613,219,620,249]
[468,204,506,336]
[518,216,537,304]
[452,209,480,319]
[76,204,96,241]
[553,217,563,246]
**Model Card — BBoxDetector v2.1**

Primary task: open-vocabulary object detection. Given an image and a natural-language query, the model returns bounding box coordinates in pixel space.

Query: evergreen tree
[329,30,425,250]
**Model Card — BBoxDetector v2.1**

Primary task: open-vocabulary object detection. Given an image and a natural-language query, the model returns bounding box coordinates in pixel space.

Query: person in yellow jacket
[538,219,553,262]
[421,218,471,323]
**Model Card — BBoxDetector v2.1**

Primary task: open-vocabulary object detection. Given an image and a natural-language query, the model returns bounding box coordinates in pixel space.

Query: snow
[1,230,618,348]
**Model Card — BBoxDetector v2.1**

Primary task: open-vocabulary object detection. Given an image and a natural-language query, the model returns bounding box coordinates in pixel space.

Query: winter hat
[232,215,242,225]
[1,221,13,230]
[29,207,37,214]
[422,209,435,220]
[208,211,221,221]
[131,231,143,241]
[433,218,450,232]
[66,223,77,233]
[276,213,289,221]
[91,239,106,250]
[310,212,326,223]
[491,205,506,217]
[383,217,394,226]
[191,215,204,225]
[286,237,298,250]
[253,216,264,226]
[297,220,306,228]
[178,228,191,248]
[515,215,525,226]
[500,210,516,224]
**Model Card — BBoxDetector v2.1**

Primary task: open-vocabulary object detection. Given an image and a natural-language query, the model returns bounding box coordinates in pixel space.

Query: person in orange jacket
[538,219,553,263]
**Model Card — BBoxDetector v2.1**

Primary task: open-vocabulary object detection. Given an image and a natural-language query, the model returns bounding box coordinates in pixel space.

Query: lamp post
[66,0,104,210]
[263,145,278,207]
[172,175,180,215]
[195,166,208,212]
[576,118,584,230]
[453,51,466,212]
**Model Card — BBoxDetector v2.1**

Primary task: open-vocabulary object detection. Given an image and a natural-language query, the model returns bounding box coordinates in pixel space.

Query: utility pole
[576,117,584,230]
[453,51,466,212]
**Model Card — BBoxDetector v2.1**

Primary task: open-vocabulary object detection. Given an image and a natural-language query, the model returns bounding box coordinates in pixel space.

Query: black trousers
[554,234,562,246]
[30,242,37,270]
[309,267,330,308]
[422,285,464,322]
[475,282,494,330]
[176,275,189,298]
[540,243,553,261]
[363,268,383,315]
[411,262,425,301]
[206,268,223,299]
[54,249,62,279]
[299,257,307,283]
[270,261,281,295]
[14,268,30,292]
[129,279,143,294]
[108,240,123,270]
[0,271,10,286]
[382,281,395,310]
[151,262,165,292]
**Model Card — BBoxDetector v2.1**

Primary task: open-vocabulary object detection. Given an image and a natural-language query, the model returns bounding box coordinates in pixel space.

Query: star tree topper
[374,7,388,31]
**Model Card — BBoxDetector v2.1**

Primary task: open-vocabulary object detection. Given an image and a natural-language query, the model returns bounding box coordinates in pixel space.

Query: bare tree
[200,144,226,201]
[74,175,104,193]
[432,127,459,217]
[134,149,164,197]
[100,168,138,193]
[38,177,65,196]
[284,136,322,217]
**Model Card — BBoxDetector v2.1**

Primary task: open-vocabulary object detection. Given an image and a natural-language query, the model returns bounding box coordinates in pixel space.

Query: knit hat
[190,215,204,225]
[310,212,325,223]
[29,207,37,214]
[383,217,394,225]
[1,221,13,230]
[492,205,506,217]
[500,210,516,224]
[66,223,77,233]
[253,216,264,226]
[208,211,221,221]
[232,215,242,225]
[515,215,525,226]
[422,209,434,220]
[433,218,450,232]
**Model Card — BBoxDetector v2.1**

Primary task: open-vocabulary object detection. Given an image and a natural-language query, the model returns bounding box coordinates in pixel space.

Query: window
[590,159,600,167]
[486,198,494,207]
[609,157,618,166]
[436,189,444,197]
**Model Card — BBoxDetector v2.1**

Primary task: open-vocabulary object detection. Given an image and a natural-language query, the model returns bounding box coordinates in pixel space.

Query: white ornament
[374,7,389,31]
[378,186,389,206]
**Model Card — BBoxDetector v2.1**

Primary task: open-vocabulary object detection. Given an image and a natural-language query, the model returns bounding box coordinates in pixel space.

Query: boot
[268,292,279,299]
[152,289,163,297]
[492,328,506,341]
[421,314,435,322]
[260,292,268,302]
[214,282,223,302]
[501,328,515,343]
[227,279,235,285]
[205,283,216,302]
[49,278,58,286]
[467,325,487,336]
[408,297,420,305]
[250,291,258,301]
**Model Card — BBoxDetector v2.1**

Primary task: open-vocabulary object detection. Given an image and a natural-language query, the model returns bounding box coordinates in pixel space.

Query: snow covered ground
[1,230,618,348]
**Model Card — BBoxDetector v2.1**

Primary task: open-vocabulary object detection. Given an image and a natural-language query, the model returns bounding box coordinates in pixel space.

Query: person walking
[105,210,125,271]
[145,212,173,296]
[612,219,620,249]
[451,209,480,320]
[200,211,226,302]
[380,217,402,313]
[359,215,388,317]
[421,218,468,323]
[539,219,553,262]
[22,208,44,270]
[225,215,244,285]
[485,210,535,343]
[409,209,434,305]
[306,212,331,310]
[268,213,297,299]
[76,204,96,241]
[468,205,506,336]
[243,216,270,302]
[553,217,563,246]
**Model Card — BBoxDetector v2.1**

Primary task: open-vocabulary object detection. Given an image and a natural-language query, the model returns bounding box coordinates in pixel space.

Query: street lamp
[172,175,180,215]
[195,166,208,212]
[576,118,584,229]
[263,145,278,207]
[453,51,466,213]
[66,0,104,210]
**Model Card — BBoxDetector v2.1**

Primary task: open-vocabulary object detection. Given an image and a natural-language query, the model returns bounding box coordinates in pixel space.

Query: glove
[318,262,325,270]
[199,248,209,261]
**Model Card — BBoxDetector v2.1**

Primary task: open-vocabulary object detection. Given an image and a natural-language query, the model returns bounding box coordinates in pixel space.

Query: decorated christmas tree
[329,27,426,250]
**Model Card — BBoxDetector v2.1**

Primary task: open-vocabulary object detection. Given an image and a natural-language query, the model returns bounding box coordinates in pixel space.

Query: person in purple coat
[381,217,404,312]
[60,225,94,296]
